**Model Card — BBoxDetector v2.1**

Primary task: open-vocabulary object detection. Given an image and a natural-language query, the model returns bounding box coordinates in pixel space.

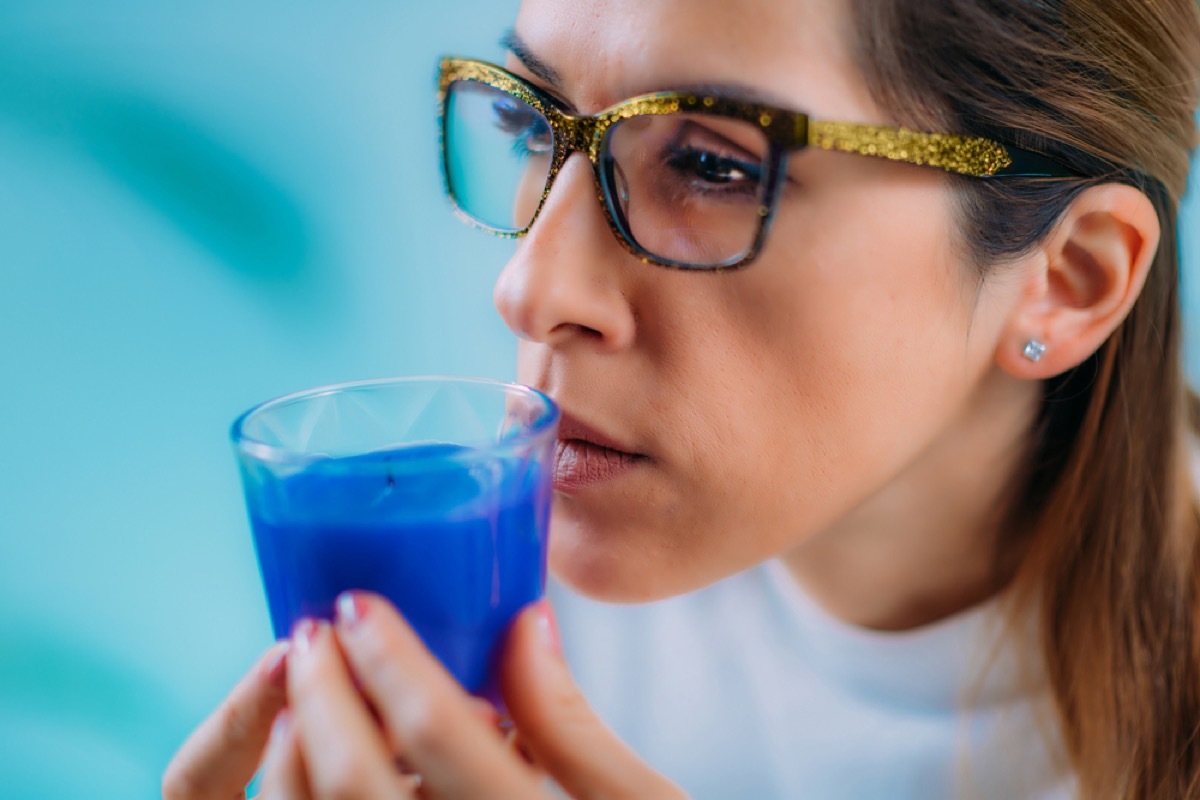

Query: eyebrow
[670,82,796,110]
[498,31,795,113]
[500,29,563,88]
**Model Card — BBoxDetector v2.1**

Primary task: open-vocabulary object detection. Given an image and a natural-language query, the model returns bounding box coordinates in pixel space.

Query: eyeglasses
[437,57,1076,271]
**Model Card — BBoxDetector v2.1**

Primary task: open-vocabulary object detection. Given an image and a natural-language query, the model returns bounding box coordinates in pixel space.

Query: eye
[491,97,552,156]
[666,147,761,186]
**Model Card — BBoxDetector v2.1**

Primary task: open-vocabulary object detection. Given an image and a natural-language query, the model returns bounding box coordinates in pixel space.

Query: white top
[550,561,1074,800]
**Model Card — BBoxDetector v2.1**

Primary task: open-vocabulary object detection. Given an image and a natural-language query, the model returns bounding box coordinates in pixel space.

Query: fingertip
[498,603,577,743]
[286,619,340,700]
[332,593,433,666]
[532,599,561,655]
[335,591,366,628]
[504,600,563,677]
[290,617,323,657]
[260,641,291,688]
[332,591,402,638]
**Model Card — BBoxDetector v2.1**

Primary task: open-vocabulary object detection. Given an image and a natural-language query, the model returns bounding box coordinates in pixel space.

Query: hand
[258,592,685,799]
[162,641,291,800]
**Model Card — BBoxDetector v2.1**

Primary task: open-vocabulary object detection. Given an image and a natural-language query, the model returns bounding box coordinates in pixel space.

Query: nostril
[552,321,603,341]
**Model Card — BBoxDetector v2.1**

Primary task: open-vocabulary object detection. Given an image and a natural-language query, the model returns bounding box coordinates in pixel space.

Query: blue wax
[246,443,550,697]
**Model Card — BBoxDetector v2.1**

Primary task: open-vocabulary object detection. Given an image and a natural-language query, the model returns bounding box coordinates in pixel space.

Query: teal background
[0,2,519,797]
[0,3,1196,798]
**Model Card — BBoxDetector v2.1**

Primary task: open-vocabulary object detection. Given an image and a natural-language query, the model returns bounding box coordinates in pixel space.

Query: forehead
[511,0,881,121]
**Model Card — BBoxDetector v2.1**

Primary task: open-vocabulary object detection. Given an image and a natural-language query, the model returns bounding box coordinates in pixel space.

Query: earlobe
[996,183,1161,380]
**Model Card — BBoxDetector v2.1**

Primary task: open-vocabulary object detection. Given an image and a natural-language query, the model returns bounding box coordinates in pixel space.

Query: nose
[493,154,637,352]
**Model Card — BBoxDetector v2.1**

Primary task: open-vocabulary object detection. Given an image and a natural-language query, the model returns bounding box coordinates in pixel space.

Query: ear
[996,184,1161,379]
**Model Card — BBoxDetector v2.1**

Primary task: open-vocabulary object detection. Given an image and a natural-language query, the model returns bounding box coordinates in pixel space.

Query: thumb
[499,600,685,800]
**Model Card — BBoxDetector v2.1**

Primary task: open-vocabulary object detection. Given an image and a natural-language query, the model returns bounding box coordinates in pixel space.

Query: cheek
[669,183,989,544]
[521,176,1005,599]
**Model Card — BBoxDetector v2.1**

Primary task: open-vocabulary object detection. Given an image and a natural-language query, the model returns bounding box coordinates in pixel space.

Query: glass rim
[230,375,560,465]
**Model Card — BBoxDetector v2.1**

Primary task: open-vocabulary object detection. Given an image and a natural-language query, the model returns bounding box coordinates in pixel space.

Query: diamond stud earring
[1023,339,1047,362]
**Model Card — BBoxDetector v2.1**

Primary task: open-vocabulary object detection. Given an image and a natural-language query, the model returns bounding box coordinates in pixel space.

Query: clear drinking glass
[231,376,559,698]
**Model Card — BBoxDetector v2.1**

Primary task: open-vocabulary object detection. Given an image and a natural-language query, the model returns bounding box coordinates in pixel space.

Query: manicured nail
[262,641,291,686]
[535,600,560,655]
[335,592,366,628]
[292,618,319,655]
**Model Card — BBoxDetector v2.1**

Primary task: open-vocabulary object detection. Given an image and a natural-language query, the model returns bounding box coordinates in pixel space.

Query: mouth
[553,412,648,493]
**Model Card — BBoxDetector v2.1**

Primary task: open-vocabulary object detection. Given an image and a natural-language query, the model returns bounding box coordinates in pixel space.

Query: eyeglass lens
[443,80,773,268]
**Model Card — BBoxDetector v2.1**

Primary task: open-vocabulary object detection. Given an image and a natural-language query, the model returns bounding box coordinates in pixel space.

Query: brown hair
[849,0,1200,796]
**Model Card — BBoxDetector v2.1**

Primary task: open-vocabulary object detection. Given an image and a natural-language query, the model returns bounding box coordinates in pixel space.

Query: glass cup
[231,376,559,698]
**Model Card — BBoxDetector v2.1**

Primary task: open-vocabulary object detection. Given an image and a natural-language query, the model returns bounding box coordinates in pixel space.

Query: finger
[257,710,313,800]
[500,601,686,800]
[287,618,412,799]
[468,697,502,729]
[333,592,540,797]
[163,642,291,800]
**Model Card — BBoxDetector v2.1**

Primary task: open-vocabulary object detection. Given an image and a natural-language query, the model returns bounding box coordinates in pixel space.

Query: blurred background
[0,2,1196,798]
[0,1,519,797]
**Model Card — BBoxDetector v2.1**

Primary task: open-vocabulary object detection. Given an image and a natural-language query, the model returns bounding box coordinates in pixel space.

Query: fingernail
[292,618,319,655]
[335,592,366,628]
[535,599,560,655]
[262,641,291,686]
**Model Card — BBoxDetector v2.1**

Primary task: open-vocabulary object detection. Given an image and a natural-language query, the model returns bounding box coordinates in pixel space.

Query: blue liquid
[246,443,550,697]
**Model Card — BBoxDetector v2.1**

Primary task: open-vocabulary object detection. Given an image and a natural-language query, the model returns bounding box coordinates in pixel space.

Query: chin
[545,507,701,604]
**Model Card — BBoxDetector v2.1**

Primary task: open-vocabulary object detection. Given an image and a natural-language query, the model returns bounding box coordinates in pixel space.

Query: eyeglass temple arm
[805,120,1078,179]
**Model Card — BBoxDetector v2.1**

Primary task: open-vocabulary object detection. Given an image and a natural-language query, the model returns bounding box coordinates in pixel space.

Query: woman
[164,0,1200,797]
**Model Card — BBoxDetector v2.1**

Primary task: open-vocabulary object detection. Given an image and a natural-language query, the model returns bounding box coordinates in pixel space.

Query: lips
[553,413,647,493]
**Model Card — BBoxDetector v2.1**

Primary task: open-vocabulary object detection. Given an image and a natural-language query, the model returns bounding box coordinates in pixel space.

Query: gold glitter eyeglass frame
[437,56,1078,270]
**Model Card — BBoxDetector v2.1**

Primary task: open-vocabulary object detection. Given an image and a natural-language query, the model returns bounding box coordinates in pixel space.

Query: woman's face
[496,0,1027,601]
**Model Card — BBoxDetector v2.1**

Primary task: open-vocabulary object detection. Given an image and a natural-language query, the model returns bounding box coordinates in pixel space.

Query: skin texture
[163,0,1161,796]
